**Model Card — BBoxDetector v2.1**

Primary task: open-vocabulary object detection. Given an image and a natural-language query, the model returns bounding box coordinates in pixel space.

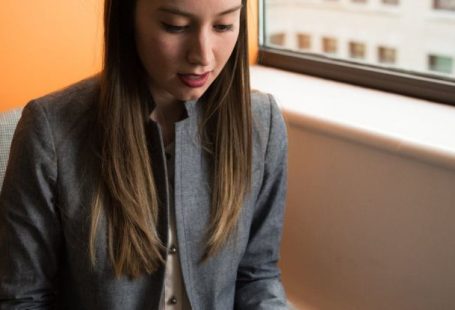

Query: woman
[0,0,288,308]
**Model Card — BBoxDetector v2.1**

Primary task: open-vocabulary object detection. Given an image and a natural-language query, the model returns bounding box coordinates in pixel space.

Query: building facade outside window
[262,0,455,78]
[261,0,455,105]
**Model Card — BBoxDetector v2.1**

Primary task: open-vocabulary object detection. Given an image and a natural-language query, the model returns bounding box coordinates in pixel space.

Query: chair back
[0,108,23,191]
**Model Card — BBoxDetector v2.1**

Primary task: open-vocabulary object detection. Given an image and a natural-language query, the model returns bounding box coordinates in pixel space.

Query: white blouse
[160,142,191,310]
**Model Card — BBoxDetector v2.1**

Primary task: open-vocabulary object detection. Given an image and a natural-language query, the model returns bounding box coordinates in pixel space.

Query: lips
[178,72,210,88]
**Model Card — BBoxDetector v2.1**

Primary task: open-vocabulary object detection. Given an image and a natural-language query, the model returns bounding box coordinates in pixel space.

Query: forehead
[151,0,243,17]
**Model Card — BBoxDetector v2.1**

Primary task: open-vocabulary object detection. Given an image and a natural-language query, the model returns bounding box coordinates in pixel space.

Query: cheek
[215,33,240,65]
[139,35,183,71]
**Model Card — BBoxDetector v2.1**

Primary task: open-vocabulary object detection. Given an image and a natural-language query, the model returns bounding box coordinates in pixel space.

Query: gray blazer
[0,77,288,309]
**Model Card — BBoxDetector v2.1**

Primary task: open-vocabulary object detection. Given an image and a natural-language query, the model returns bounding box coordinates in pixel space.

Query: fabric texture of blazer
[0,77,288,309]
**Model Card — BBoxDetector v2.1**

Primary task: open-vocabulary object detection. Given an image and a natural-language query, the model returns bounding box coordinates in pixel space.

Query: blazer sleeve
[0,101,61,309]
[234,94,288,309]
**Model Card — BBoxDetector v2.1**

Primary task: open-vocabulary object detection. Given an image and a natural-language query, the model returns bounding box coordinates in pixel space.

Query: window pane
[263,0,455,80]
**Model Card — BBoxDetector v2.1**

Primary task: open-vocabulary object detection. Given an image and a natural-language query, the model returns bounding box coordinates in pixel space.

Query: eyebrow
[158,4,243,18]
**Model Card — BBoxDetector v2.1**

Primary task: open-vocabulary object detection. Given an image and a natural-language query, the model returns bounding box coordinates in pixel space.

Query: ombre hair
[89,0,252,278]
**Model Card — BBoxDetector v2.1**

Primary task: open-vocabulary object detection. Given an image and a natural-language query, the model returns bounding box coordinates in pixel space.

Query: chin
[177,90,207,102]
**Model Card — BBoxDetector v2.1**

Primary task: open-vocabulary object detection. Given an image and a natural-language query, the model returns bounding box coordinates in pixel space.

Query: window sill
[250,65,455,169]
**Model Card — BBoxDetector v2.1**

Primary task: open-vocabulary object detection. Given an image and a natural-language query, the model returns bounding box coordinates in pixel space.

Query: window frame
[257,1,455,107]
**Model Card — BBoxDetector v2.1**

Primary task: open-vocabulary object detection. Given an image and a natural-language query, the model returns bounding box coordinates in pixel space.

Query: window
[260,0,455,106]
[433,0,455,11]
[378,46,397,65]
[428,55,453,74]
[382,0,399,5]
[349,42,366,60]
[268,32,286,47]
[322,37,337,55]
[297,33,311,50]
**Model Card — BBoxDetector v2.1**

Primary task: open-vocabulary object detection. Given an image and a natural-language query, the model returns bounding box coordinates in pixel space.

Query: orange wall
[248,0,259,64]
[0,0,103,112]
[0,0,258,113]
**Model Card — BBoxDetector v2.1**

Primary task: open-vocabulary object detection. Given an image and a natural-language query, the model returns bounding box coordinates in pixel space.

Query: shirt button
[169,296,178,305]
[169,245,177,254]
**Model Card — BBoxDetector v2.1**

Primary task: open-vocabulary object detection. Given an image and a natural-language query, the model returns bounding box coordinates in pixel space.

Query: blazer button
[169,296,178,305]
[169,245,177,254]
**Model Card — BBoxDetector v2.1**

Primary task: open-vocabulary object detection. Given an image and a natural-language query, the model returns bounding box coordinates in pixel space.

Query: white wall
[281,113,455,309]
[250,65,455,310]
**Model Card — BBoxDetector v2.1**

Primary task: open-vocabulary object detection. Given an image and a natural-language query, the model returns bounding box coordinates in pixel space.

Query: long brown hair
[89,0,251,278]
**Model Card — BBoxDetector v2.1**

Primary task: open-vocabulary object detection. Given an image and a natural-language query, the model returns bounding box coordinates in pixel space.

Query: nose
[186,29,212,67]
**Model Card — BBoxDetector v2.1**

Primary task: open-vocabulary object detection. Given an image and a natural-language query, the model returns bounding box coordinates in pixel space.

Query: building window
[428,55,453,74]
[297,33,311,50]
[268,33,286,47]
[378,46,397,64]
[349,42,366,59]
[382,0,399,5]
[433,0,455,11]
[322,37,337,54]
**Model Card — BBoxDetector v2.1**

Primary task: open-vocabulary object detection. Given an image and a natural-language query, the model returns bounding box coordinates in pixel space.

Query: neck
[150,102,187,148]
[149,85,187,124]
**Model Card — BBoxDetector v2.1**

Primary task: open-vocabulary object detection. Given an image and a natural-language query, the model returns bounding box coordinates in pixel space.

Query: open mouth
[178,72,210,88]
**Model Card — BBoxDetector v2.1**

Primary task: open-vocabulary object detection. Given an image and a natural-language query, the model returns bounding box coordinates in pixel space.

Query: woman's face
[134,0,242,107]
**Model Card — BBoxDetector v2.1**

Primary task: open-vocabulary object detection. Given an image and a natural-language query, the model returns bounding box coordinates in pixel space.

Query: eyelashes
[161,23,189,33]
[161,22,234,34]
[213,24,234,32]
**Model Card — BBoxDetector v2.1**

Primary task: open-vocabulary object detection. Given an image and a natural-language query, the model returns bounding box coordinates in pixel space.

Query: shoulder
[251,90,276,121]
[25,75,100,121]
[251,90,285,127]
[20,76,100,139]
[15,76,100,154]
[250,90,287,150]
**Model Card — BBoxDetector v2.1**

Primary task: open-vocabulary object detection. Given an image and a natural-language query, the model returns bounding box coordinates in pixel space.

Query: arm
[235,95,288,309]
[0,101,61,309]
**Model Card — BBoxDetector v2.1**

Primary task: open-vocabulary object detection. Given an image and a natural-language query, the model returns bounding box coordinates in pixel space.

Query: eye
[213,24,234,32]
[161,22,189,33]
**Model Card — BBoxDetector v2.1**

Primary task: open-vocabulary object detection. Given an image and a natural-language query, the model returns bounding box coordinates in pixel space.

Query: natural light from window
[263,0,455,80]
